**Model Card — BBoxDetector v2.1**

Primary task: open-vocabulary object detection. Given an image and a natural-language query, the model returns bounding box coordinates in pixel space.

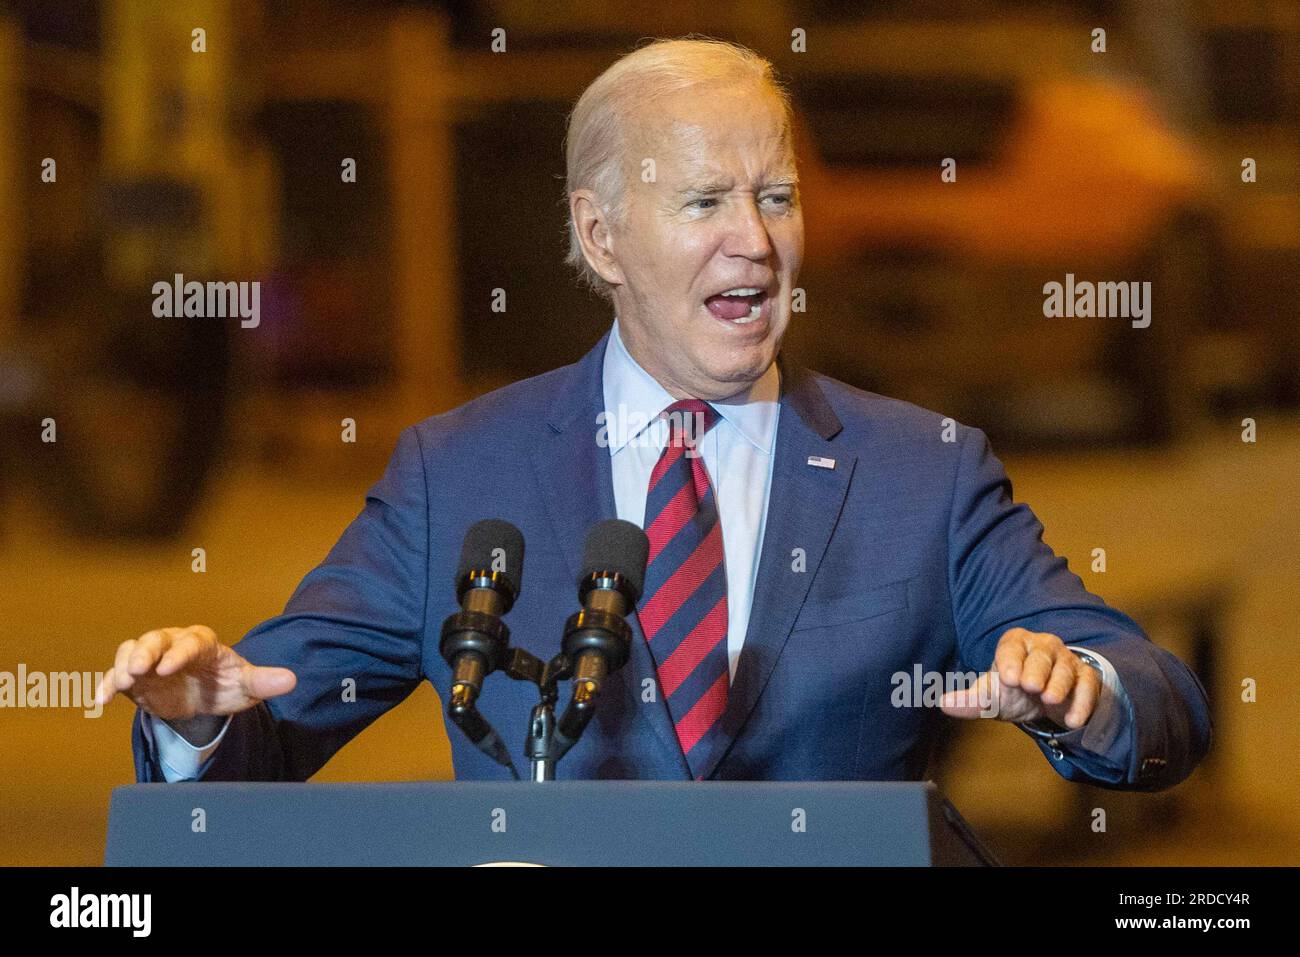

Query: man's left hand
[939,627,1101,729]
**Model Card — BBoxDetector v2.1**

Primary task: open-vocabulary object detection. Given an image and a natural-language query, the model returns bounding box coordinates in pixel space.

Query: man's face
[604,82,803,400]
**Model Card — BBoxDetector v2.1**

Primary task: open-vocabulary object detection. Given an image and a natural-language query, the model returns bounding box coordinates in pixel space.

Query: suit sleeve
[131,425,430,782]
[945,426,1213,790]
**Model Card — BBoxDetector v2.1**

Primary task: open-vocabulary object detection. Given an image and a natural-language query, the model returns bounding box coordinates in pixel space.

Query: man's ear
[570,189,625,287]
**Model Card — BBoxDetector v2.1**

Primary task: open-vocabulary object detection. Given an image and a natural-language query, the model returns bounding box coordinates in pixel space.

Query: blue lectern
[105,780,996,866]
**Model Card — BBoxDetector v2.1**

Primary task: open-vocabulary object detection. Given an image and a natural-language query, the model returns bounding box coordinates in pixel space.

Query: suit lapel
[530,334,613,586]
[529,332,689,774]
[691,357,856,780]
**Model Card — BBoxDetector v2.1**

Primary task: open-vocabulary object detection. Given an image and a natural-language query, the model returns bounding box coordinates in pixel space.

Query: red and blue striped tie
[638,399,728,778]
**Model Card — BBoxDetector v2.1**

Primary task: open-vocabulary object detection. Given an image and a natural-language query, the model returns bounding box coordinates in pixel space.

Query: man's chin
[690,350,779,399]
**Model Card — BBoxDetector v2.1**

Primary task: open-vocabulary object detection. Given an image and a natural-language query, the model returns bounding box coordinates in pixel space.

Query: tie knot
[660,399,717,448]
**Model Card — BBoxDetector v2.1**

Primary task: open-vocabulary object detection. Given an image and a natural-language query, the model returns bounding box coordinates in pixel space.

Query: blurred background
[1,0,1297,865]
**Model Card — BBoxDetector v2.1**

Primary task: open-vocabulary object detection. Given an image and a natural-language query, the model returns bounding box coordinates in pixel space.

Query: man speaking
[97,38,1210,787]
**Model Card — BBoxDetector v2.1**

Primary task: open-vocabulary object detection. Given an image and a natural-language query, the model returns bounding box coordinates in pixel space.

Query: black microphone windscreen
[457,519,525,596]
[580,519,650,601]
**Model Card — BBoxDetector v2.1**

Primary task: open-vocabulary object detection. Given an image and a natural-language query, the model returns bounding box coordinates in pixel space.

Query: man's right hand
[95,626,297,732]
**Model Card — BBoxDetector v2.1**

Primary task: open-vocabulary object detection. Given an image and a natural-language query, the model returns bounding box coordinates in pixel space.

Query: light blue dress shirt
[148,318,1131,780]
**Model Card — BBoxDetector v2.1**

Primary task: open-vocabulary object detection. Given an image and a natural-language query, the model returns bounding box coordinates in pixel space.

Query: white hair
[563,36,793,302]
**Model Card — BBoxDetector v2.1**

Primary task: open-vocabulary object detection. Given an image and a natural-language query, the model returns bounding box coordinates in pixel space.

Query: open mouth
[703,286,770,326]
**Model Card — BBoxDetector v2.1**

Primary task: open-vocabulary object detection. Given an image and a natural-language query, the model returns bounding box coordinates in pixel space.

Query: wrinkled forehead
[625,84,796,182]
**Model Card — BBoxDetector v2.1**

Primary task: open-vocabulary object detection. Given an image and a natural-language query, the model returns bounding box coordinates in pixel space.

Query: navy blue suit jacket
[133,331,1211,787]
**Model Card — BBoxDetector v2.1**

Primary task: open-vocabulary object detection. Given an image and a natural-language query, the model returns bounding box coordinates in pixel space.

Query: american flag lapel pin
[807,455,836,470]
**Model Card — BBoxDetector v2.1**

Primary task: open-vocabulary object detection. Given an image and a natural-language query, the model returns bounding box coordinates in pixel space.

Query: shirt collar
[601,317,780,455]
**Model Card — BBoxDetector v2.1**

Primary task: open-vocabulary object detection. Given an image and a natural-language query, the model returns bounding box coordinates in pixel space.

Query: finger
[129,629,173,676]
[1041,652,1077,706]
[994,629,1031,686]
[940,672,997,719]
[156,630,204,677]
[1063,666,1101,729]
[242,665,297,702]
[94,668,118,707]
[1018,645,1057,694]
[112,639,138,693]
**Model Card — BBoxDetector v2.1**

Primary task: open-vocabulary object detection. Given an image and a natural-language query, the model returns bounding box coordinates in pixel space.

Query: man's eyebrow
[673,176,800,198]
[674,181,732,198]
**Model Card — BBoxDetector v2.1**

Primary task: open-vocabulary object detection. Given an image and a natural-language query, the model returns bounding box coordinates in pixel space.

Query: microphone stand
[445,574,636,782]
[442,520,643,782]
[445,635,610,783]
[500,648,573,782]
[513,572,635,780]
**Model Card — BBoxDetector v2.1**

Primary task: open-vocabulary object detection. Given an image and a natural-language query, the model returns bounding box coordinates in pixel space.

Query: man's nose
[723,196,773,260]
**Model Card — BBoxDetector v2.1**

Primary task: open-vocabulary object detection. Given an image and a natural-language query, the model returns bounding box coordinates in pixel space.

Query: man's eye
[692,197,717,210]
[763,194,792,206]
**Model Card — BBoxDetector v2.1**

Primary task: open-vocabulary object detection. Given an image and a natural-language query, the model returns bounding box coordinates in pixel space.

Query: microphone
[440,519,524,716]
[555,519,649,754]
